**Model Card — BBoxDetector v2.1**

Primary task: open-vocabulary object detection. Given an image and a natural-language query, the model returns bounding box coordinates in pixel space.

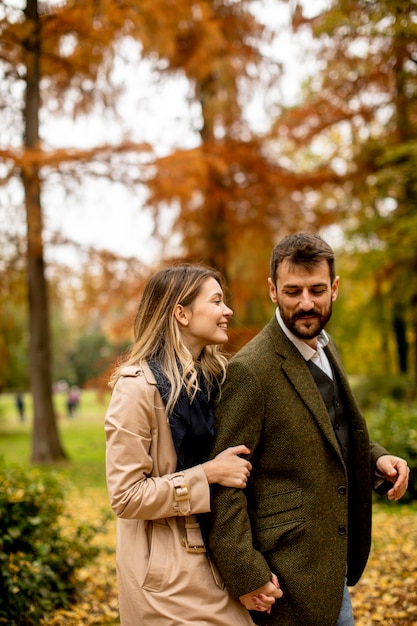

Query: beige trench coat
[105,362,254,626]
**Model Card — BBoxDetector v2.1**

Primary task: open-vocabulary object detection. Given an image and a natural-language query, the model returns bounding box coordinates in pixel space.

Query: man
[209,233,409,626]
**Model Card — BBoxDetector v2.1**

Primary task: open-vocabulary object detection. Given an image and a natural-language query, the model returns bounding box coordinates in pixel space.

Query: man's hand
[239,573,283,613]
[376,454,410,501]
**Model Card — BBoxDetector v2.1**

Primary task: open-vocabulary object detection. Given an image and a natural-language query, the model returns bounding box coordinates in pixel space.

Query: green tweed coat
[209,317,389,626]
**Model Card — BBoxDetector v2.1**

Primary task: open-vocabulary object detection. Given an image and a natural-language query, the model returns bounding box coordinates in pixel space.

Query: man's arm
[209,357,273,598]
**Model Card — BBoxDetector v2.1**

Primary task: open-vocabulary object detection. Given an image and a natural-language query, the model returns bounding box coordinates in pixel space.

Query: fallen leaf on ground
[350,505,417,626]
[44,497,417,625]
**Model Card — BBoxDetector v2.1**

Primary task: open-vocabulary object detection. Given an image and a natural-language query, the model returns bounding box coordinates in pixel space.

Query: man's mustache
[293,310,321,319]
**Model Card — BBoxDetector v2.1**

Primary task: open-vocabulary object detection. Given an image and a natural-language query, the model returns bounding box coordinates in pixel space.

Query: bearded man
[209,232,409,626]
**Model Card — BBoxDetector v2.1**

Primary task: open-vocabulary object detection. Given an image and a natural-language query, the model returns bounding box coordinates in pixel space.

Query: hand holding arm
[239,573,283,613]
[376,454,410,501]
[203,445,252,488]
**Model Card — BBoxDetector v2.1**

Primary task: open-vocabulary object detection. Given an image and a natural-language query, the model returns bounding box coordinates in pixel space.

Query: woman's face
[176,277,233,359]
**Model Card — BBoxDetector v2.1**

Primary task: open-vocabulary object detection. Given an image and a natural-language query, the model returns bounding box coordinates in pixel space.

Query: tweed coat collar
[264,316,350,467]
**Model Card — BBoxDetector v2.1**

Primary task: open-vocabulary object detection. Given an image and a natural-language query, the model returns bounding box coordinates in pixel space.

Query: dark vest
[306,358,350,465]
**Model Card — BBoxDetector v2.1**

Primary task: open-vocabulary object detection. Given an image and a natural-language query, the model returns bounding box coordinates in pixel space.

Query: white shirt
[275,308,333,379]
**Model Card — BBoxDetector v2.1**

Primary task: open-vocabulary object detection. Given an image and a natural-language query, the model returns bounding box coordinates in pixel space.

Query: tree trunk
[198,75,230,281]
[23,0,67,463]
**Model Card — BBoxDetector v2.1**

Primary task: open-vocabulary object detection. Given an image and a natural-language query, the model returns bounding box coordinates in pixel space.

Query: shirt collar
[275,308,329,360]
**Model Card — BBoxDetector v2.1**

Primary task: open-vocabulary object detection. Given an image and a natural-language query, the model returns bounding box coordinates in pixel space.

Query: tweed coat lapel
[267,317,344,463]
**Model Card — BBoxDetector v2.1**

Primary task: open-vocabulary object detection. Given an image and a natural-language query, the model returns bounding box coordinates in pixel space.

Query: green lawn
[0,390,111,492]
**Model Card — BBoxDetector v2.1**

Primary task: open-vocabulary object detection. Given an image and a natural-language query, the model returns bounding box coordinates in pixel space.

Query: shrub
[364,398,417,502]
[351,374,415,410]
[0,465,104,625]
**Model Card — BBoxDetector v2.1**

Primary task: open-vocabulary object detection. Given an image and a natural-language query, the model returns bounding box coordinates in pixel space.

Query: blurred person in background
[67,386,80,417]
[15,392,25,423]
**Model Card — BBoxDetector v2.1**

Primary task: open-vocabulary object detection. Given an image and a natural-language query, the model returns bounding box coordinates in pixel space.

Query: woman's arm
[105,372,252,520]
[105,373,211,519]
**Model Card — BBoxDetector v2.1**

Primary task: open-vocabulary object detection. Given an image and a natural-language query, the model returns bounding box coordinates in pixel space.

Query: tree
[22,0,67,460]
[1,0,153,461]
[2,0,340,466]
[138,1,344,333]
[273,0,417,382]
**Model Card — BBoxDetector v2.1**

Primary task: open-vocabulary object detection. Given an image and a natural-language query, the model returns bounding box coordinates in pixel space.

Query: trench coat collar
[119,362,158,386]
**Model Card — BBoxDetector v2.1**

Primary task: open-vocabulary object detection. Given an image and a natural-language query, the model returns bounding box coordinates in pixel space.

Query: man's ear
[174,304,190,327]
[331,276,340,302]
[268,277,278,304]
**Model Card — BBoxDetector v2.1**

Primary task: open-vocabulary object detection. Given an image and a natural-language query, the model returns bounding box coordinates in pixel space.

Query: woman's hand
[240,574,283,613]
[203,445,252,487]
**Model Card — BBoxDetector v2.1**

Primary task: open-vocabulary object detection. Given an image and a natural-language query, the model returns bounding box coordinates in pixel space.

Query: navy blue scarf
[148,360,215,471]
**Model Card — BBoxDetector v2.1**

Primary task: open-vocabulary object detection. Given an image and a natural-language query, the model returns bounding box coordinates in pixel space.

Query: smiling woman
[173,275,233,360]
[104,263,255,626]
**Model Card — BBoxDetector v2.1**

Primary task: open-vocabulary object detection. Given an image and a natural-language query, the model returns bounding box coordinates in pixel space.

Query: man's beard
[279,303,333,340]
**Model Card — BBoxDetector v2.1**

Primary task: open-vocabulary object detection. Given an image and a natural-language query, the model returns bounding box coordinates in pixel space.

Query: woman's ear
[174,304,190,327]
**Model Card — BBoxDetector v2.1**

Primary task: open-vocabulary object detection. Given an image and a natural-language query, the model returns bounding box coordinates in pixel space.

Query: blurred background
[1,0,416,470]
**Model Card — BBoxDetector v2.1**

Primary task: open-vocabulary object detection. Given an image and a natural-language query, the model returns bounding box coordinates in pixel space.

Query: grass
[0,390,111,492]
[0,389,111,422]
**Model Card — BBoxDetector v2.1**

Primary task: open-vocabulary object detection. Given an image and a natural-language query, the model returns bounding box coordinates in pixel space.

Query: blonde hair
[109,263,229,414]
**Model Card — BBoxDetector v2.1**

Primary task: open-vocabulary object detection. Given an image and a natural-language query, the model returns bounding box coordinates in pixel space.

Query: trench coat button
[338,526,347,535]
[338,486,347,495]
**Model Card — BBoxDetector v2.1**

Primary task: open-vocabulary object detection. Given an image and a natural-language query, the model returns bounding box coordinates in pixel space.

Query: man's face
[268,260,339,346]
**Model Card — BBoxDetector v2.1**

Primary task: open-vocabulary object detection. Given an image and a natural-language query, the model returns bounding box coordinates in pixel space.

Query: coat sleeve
[208,357,272,598]
[105,372,211,519]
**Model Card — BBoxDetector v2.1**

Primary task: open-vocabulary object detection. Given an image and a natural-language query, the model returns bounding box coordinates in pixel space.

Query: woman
[105,264,256,625]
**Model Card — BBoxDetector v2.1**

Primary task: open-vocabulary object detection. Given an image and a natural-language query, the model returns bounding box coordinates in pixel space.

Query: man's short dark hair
[270,233,336,286]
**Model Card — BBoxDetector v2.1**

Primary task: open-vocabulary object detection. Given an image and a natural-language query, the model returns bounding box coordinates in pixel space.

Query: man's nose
[299,290,314,309]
